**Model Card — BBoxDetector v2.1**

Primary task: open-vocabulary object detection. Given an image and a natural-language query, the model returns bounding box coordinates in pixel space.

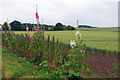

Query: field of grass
[13,27,118,52]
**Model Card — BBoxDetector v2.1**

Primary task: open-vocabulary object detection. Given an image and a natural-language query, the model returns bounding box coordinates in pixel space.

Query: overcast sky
[0,0,119,27]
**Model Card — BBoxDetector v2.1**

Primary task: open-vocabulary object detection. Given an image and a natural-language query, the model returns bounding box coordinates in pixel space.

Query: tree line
[78,25,96,28]
[2,20,75,31]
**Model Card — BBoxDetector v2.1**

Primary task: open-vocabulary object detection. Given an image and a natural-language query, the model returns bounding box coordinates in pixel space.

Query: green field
[13,27,118,52]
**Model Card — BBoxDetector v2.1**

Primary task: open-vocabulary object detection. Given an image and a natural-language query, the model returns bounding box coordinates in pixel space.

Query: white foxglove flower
[76,31,80,36]
[76,31,82,39]
[70,40,76,48]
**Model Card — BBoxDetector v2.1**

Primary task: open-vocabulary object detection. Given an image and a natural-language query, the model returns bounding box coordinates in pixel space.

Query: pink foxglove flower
[33,27,36,30]
[82,54,84,57]
[41,25,43,27]
[26,27,29,32]
[35,35,37,37]
[36,13,39,21]
[29,36,33,40]
[83,50,85,53]
[37,29,40,33]
[9,27,11,30]
[0,26,2,30]
[7,24,11,29]
[43,30,45,33]
[7,24,10,28]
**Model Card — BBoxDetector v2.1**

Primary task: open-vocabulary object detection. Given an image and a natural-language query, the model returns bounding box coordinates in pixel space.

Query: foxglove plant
[58,31,90,78]
[26,4,47,63]
[28,4,45,41]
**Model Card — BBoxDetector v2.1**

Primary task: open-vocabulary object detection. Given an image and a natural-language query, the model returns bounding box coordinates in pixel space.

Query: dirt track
[83,51,118,77]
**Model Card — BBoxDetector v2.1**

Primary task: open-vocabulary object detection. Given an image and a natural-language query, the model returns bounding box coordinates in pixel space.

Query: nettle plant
[51,31,90,78]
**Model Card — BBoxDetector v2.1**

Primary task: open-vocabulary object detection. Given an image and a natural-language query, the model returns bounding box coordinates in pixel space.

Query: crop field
[13,27,118,52]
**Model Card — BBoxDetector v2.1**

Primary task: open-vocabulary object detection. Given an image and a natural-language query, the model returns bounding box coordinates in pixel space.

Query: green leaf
[63,70,68,74]
[70,70,74,73]
[43,61,47,63]
[43,64,48,67]
[82,64,87,70]
[84,53,90,57]
[74,66,81,71]
[68,74,72,77]
[74,72,80,76]
[39,63,43,66]
[62,64,66,67]
[67,54,72,57]
[66,61,70,66]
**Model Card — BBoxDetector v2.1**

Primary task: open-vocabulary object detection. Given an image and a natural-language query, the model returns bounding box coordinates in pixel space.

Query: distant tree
[63,25,66,30]
[78,25,96,28]
[49,28,54,31]
[44,25,48,31]
[27,23,33,31]
[54,22,65,30]
[71,26,75,30]
[3,22,8,30]
[66,25,71,30]
[10,20,21,31]
[21,24,26,31]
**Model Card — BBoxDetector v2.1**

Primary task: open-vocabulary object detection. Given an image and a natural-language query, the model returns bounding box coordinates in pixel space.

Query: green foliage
[112,64,119,77]
[10,20,22,31]
[2,30,90,78]
[66,25,71,30]
[54,22,65,31]
[106,63,119,78]
[39,61,50,71]
[50,31,90,78]
[44,25,48,31]
[71,26,75,30]
[3,22,8,30]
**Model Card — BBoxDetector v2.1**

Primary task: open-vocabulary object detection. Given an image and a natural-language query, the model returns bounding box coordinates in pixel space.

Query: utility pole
[7,18,8,24]
[77,20,79,29]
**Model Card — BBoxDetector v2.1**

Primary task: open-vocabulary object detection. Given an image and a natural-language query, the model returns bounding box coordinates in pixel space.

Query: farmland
[13,27,118,52]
